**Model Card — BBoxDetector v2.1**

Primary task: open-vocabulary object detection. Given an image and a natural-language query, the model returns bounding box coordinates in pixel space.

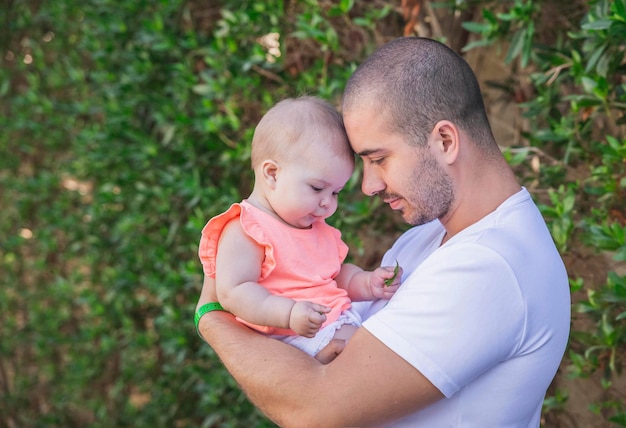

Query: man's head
[342,37,497,151]
[341,37,499,226]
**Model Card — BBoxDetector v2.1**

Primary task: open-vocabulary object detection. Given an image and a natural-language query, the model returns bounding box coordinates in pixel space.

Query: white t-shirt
[360,188,571,427]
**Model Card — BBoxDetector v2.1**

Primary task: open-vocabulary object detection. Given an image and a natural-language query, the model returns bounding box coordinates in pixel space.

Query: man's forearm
[197,308,443,427]
[197,311,327,426]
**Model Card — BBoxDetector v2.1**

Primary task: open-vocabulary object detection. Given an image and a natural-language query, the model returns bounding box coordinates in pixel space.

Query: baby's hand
[289,301,331,338]
[370,263,402,300]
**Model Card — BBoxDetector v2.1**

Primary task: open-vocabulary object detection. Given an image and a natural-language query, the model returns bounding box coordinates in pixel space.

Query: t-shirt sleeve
[363,243,525,398]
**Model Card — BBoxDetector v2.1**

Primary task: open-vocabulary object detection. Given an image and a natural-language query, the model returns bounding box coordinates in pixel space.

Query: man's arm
[198,308,444,427]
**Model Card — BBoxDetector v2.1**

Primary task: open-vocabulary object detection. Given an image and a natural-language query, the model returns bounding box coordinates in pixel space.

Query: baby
[198,96,401,362]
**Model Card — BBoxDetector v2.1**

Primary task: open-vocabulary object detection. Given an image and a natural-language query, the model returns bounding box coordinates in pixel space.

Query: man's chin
[399,210,416,225]
[402,211,433,227]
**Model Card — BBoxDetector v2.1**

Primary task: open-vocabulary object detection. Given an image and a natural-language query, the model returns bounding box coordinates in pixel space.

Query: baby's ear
[261,159,279,187]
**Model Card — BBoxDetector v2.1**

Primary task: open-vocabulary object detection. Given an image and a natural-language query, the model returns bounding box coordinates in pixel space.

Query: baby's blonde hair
[251,96,353,169]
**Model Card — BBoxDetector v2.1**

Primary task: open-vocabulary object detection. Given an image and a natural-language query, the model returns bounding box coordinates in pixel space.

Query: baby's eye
[332,190,341,196]
[311,185,323,192]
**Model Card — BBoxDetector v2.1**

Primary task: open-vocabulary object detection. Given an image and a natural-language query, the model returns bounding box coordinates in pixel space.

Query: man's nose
[361,167,385,196]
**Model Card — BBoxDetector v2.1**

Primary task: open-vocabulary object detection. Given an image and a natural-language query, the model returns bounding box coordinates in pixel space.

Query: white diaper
[273,307,363,356]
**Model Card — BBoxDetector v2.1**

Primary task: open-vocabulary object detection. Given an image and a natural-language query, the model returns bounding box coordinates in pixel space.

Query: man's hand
[315,339,346,363]
[197,275,219,313]
[289,301,331,337]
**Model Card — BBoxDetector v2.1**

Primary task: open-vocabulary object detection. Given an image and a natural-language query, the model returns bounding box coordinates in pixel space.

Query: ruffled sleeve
[198,202,277,281]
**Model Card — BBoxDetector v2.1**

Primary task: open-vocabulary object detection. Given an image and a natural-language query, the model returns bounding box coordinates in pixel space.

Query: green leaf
[506,29,525,64]
[582,19,613,30]
[384,260,400,286]
[462,22,491,33]
[612,0,626,20]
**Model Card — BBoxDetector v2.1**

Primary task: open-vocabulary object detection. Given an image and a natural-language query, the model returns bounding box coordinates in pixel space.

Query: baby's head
[251,96,354,171]
[250,96,355,228]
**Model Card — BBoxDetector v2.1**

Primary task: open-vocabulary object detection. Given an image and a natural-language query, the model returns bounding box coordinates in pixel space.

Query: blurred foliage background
[1,0,624,426]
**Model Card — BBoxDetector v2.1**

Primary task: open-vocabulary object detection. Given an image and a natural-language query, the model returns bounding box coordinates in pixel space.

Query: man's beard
[382,150,454,226]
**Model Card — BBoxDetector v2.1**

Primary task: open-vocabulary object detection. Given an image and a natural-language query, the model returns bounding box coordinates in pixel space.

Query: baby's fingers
[311,304,331,314]
[383,282,400,292]
[309,306,329,325]
[310,304,331,322]
[383,262,402,286]
[382,284,400,298]
[301,320,324,338]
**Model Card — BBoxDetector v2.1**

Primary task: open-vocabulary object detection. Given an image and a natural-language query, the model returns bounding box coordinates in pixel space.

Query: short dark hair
[342,37,497,152]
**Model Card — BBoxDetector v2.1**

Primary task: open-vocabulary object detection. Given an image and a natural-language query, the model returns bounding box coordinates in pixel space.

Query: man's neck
[441,165,520,241]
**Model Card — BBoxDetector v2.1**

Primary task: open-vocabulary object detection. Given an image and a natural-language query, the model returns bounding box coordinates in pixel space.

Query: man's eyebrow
[356,149,382,157]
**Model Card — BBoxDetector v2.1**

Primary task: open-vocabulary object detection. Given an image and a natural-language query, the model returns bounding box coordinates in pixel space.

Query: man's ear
[261,159,279,188]
[431,120,460,165]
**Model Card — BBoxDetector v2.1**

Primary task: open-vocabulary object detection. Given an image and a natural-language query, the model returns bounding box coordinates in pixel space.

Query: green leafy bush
[0,1,396,426]
[1,0,625,426]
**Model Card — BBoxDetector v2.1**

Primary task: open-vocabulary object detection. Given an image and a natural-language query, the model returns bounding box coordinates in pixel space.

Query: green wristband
[194,302,228,337]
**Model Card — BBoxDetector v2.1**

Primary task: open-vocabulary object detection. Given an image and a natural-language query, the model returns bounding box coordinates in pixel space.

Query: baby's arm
[215,219,329,337]
[335,263,402,302]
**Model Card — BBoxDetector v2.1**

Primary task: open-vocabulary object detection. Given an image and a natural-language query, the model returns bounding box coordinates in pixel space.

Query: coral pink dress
[199,200,352,335]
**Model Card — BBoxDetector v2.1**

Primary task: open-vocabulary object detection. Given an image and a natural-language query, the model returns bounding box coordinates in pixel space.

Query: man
[195,37,571,427]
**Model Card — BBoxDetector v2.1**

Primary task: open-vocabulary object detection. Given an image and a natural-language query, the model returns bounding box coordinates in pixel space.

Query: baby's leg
[314,324,358,364]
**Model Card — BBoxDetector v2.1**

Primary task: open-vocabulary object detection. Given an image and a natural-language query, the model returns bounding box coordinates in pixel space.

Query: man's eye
[370,158,385,165]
